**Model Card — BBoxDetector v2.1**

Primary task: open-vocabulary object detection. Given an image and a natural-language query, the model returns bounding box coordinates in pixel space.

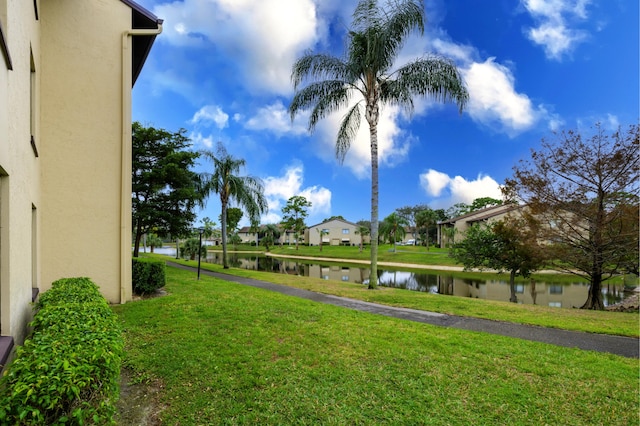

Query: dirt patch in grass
[116,367,166,426]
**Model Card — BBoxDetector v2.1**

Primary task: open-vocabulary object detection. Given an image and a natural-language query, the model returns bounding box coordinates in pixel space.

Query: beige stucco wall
[306,219,361,246]
[39,1,131,303]
[0,0,40,343]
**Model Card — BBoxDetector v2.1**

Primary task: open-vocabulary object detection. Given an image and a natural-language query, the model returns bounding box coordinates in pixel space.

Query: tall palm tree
[289,0,468,288]
[200,143,268,269]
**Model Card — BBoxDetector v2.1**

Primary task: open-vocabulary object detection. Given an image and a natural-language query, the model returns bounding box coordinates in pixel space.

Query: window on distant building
[549,285,563,295]
[342,229,349,234]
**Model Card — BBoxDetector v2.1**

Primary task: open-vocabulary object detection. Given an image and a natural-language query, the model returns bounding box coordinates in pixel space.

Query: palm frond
[336,102,364,163]
[291,53,351,89]
[382,56,469,114]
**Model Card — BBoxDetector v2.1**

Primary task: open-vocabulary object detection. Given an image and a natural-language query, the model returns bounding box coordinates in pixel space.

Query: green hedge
[132,257,166,295]
[0,277,123,425]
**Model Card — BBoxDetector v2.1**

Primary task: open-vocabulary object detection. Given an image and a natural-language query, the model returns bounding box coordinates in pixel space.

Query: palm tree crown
[200,143,268,268]
[289,0,468,288]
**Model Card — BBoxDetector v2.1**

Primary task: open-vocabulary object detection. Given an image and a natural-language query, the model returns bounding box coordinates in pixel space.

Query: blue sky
[132,0,639,228]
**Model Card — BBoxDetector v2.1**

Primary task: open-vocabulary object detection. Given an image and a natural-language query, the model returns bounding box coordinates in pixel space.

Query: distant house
[237,226,259,244]
[0,0,161,368]
[306,218,364,246]
[437,204,523,247]
[237,225,294,246]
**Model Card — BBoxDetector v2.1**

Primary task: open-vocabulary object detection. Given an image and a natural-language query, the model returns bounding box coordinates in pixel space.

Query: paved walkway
[168,262,639,359]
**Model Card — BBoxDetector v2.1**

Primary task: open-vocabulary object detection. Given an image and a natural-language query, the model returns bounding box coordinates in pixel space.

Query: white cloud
[153,0,321,94]
[313,102,412,178]
[425,37,557,135]
[419,169,503,208]
[189,131,215,149]
[262,164,331,223]
[190,105,229,129]
[522,0,590,60]
[463,58,538,134]
[421,169,451,197]
[245,101,308,136]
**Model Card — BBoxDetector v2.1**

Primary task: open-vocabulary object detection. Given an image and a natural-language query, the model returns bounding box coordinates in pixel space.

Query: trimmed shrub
[132,257,166,295]
[0,277,123,425]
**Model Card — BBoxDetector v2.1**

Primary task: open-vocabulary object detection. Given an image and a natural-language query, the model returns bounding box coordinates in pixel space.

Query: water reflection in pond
[154,248,630,308]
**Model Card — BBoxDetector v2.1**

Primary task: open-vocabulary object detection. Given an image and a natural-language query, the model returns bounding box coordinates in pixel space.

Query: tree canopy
[132,122,203,257]
[505,123,639,309]
[289,0,468,289]
[450,216,544,303]
[200,143,267,268]
[379,212,409,250]
[281,195,312,250]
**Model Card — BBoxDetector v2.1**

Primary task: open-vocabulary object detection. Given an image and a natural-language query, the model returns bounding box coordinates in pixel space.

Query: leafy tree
[468,197,503,212]
[396,204,429,228]
[396,204,430,244]
[415,209,436,249]
[281,195,311,250]
[289,0,468,289]
[379,212,409,251]
[220,207,243,237]
[445,202,469,219]
[450,217,544,303]
[323,215,346,222]
[132,122,203,257]
[200,217,217,240]
[260,224,281,251]
[504,123,639,309]
[355,222,370,253]
[200,143,268,269]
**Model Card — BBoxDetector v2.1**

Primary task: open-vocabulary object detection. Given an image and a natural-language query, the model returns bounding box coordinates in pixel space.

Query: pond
[150,247,631,308]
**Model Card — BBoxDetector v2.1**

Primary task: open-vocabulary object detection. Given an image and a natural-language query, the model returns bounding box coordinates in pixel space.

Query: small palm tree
[290,0,468,288]
[260,223,281,252]
[380,212,409,252]
[317,228,329,252]
[200,143,268,268]
[355,224,370,253]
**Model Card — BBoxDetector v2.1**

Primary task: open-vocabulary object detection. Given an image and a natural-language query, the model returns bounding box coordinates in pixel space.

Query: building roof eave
[120,0,163,86]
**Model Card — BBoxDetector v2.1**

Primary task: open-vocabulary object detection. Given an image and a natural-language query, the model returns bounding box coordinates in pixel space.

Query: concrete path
[168,262,639,359]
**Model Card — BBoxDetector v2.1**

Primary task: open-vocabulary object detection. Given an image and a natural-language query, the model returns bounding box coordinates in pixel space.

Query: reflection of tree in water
[529,280,538,305]
[437,275,454,295]
[257,256,282,273]
[603,282,626,306]
[228,253,242,268]
[412,273,438,293]
[376,270,438,292]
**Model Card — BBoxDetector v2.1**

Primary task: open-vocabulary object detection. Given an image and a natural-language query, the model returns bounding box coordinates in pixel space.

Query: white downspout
[121,25,162,303]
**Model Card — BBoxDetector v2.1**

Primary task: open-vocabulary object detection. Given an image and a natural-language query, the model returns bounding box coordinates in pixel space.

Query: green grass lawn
[268,244,461,266]
[149,254,639,337]
[114,266,638,425]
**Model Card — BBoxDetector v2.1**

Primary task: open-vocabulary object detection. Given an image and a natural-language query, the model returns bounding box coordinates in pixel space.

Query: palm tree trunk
[221,199,229,269]
[368,110,379,290]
